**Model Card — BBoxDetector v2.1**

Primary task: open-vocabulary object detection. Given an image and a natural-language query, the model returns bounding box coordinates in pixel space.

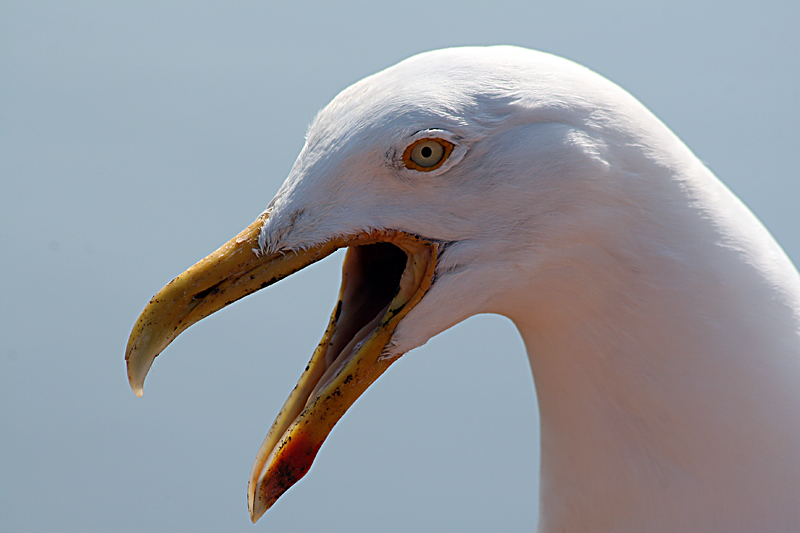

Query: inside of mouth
[328,242,407,365]
[306,242,408,403]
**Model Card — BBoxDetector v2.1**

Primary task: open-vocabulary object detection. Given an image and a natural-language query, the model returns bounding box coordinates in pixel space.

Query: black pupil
[421,146,433,158]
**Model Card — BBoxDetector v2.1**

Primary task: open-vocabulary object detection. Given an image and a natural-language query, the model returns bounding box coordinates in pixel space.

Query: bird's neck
[501,210,800,532]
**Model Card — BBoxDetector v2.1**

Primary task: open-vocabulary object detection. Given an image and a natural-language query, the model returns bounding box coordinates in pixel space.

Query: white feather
[260,46,800,532]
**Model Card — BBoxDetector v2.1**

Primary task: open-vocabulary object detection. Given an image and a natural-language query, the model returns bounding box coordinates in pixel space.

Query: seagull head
[125,45,678,522]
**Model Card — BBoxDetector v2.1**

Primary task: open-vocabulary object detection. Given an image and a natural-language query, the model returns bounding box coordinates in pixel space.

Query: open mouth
[246,230,438,519]
[124,213,439,522]
[309,242,408,402]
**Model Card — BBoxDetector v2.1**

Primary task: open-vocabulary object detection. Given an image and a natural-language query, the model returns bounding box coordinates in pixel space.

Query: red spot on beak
[260,432,321,507]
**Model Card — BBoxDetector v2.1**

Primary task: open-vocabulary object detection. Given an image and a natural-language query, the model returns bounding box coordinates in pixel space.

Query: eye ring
[402,137,455,172]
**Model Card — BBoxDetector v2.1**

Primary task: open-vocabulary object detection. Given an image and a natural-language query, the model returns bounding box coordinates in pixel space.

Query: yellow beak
[125,212,438,522]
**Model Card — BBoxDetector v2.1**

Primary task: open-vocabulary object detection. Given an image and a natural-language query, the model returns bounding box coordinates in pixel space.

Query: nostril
[193,281,224,300]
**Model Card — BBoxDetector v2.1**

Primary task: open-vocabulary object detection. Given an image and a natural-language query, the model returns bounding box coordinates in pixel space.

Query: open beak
[125,212,438,522]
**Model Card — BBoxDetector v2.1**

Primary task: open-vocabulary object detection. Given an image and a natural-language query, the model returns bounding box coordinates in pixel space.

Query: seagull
[125,46,800,531]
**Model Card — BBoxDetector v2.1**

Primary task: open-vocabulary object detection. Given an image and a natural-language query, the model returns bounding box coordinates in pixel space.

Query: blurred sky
[1,2,798,532]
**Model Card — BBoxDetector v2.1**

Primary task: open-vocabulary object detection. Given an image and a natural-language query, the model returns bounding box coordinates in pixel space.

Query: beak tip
[249,497,268,524]
[126,345,154,399]
[126,359,146,397]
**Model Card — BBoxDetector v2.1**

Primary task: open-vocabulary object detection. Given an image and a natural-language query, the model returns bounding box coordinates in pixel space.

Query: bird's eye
[402,137,454,172]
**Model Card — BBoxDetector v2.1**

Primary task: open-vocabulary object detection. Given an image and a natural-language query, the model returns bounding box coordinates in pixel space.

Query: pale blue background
[2,2,798,532]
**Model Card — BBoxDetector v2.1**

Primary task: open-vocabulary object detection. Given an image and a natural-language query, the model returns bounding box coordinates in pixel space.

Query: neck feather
[499,171,800,532]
